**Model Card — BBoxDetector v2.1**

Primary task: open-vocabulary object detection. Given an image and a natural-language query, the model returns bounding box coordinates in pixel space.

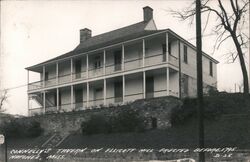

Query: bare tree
[171,0,249,95]
[0,90,8,112]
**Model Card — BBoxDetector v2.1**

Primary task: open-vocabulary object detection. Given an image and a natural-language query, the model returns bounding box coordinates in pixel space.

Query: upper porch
[27,31,180,93]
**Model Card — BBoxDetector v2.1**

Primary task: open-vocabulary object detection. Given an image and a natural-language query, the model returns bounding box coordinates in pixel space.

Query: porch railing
[28,89,179,116]
[28,53,179,91]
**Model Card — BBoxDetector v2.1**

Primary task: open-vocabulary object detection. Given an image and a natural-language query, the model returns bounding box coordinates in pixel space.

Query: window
[94,56,101,69]
[183,74,188,95]
[162,44,166,61]
[45,72,49,81]
[162,43,172,61]
[162,43,171,55]
[74,60,82,79]
[162,44,166,54]
[183,45,188,63]
[168,42,172,55]
[209,61,213,76]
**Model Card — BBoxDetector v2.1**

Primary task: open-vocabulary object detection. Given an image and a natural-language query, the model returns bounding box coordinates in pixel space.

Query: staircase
[41,132,68,148]
[32,94,55,108]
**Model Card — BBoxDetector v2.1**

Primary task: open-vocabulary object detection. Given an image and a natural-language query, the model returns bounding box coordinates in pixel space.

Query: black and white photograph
[0,0,249,161]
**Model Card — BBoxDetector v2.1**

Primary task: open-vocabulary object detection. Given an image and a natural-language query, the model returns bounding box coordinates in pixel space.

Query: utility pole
[5,135,7,162]
[196,0,205,162]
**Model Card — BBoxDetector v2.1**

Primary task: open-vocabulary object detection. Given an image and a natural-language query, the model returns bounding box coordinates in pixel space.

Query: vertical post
[142,39,145,67]
[43,91,46,114]
[166,68,170,96]
[27,95,30,115]
[71,58,73,82]
[71,85,74,110]
[122,44,125,70]
[27,70,29,87]
[43,66,45,87]
[5,135,7,162]
[27,70,30,111]
[86,54,89,79]
[143,71,146,99]
[178,40,182,99]
[196,0,205,161]
[122,75,125,103]
[57,88,59,111]
[104,79,106,105]
[103,50,106,75]
[56,62,59,84]
[86,82,89,108]
[166,32,169,62]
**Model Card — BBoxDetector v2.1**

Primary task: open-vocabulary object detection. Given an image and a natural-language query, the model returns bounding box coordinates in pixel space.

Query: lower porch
[28,67,179,116]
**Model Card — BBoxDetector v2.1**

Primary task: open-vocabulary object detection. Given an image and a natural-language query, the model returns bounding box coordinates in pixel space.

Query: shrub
[25,121,43,137]
[81,109,147,135]
[111,108,147,133]
[0,119,43,138]
[81,114,110,135]
[170,98,197,125]
[170,94,250,126]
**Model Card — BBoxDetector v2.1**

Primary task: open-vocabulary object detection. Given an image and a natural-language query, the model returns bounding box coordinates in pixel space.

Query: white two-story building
[26,6,219,116]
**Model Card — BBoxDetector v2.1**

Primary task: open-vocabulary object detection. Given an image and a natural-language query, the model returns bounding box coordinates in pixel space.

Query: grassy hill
[59,93,250,149]
[6,93,250,149]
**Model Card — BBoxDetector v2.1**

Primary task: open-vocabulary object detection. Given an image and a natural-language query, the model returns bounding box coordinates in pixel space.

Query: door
[94,88,103,105]
[146,76,154,98]
[75,60,82,79]
[114,81,123,102]
[75,87,83,109]
[114,50,122,71]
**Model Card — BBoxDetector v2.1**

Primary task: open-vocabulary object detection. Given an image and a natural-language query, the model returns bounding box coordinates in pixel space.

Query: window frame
[209,61,213,76]
[183,45,188,64]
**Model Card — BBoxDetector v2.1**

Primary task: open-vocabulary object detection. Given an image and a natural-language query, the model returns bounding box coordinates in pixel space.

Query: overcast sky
[0,0,249,115]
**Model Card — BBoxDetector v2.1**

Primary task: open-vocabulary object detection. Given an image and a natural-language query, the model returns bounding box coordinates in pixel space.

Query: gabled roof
[26,19,219,71]
[75,21,150,51]
[26,21,154,71]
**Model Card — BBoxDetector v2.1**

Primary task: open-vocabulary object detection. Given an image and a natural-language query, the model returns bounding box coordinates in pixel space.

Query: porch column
[70,58,73,81]
[143,71,146,99]
[71,85,74,110]
[27,95,30,112]
[56,88,59,111]
[178,40,182,99]
[122,44,125,71]
[86,82,89,108]
[103,50,106,75]
[142,39,145,67]
[27,70,30,112]
[104,79,106,105]
[166,67,170,96]
[86,54,89,78]
[27,70,29,86]
[56,62,59,84]
[122,75,125,103]
[43,91,46,114]
[166,32,169,62]
[43,66,45,87]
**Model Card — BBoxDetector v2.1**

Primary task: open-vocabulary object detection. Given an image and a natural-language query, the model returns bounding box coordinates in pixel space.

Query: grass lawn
[59,114,250,149]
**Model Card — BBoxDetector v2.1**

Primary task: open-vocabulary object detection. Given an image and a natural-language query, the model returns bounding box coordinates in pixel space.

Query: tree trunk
[231,32,249,95]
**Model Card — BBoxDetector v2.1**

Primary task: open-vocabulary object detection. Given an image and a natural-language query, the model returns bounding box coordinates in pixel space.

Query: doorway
[114,81,123,102]
[75,87,83,109]
[75,60,82,79]
[114,50,122,71]
[146,76,154,98]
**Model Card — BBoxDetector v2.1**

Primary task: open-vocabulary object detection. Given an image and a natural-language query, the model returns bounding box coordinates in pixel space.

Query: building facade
[26,6,218,116]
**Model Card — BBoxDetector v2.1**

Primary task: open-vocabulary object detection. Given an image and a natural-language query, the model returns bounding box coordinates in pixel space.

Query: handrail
[28,53,180,91]
[124,57,142,63]
[145,53,164,59]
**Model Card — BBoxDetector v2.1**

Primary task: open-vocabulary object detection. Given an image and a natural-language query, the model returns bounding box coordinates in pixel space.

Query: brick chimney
[80,28,92,43]
[143,6,153,22]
